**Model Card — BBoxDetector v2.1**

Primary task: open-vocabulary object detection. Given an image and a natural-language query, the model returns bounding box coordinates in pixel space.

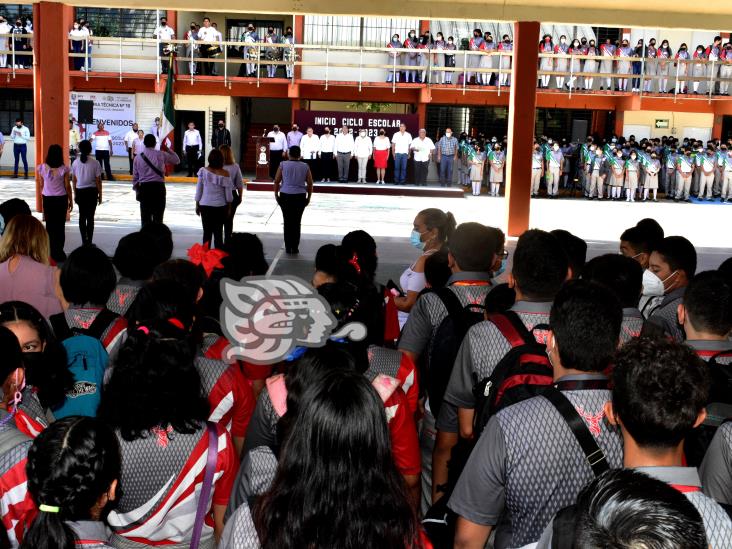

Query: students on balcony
[386,33,402,83]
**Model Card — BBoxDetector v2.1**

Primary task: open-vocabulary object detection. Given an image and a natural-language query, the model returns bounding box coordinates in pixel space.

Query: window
[74,8,160,38]
[304,16,418,47]
[0,89,34,135]
[0,5,33,23]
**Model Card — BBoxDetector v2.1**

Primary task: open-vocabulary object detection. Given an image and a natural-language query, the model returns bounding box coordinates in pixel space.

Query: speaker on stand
[77,99,94,143]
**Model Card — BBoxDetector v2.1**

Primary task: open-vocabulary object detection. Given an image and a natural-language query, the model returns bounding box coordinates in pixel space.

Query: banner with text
[70,92,136,156]
[294,110,419,139]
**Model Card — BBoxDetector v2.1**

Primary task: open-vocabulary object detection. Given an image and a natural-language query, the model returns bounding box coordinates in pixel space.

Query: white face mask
[642,269,677,297]
[446,132,452,137]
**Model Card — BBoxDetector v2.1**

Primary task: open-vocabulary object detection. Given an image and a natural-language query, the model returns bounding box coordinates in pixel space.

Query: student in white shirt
[354,129,373,183]
[267,125,288,179]
[68,21,87,71]
[197,17,218,75]
[335,126,355,183]
[391,124,413,184]
[124,123,140,175]
[319,127,336,182]
[91,122,114,180]
[153,16,176,73]
[300,127,321,181]
[409,129,435,186]
[183,121,203,177]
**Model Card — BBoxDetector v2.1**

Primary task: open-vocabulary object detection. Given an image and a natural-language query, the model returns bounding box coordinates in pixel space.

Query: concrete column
[505,21,540,237]
[33,2,72,211]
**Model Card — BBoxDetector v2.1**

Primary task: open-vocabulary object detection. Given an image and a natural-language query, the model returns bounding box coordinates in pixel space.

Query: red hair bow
[187,242,228,277]
[349,252,361,274]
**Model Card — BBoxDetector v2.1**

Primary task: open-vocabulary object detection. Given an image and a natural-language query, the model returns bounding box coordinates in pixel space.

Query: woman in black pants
[37,145,72,263]
[195,149,233,249]
[71,140,103,245]
[274,145,313,254]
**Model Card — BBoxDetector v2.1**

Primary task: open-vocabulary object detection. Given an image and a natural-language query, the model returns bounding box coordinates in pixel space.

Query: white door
[623,124,652,141]
[683,127,712,143]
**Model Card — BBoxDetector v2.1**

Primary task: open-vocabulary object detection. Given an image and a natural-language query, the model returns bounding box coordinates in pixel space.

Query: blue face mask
[494,258,507,278]
[410,230,425,250]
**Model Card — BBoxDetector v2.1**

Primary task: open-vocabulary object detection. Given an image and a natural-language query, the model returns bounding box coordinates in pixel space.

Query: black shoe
[11,175,18,179]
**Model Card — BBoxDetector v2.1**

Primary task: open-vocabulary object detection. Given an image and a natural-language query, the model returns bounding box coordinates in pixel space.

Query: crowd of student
[1,184,732,547]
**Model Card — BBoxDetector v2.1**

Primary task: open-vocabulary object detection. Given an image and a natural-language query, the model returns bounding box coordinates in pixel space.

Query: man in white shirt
[153,16,176,73]
[335,125,355,183]
[318,126,335,182]
[91,122,114,180]
[124,122,140,175]
[410,128,435,186]
[0,16,13,69]
[183,121,203,177]
[197,17,218,75]
[354,129,373,183]
[300,126,321,180]
[391,123,413,184]
[267,125,288,179]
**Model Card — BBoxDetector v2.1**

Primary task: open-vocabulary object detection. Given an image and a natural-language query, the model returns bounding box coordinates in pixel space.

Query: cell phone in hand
[387,279,405,298]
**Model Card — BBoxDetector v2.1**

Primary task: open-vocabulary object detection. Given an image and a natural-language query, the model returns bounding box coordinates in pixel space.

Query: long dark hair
[0,301,74,409]
[45,144,64,169]
[254,368,420,549]
[78,140,92,163]
[20,417,121,549]
[98,324,209,441]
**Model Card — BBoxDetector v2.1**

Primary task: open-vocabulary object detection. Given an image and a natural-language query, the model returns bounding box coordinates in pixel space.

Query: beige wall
[623,110,713,139]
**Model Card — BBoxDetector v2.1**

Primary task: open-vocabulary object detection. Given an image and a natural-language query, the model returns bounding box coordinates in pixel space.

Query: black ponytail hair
[78,140,92,164]
[20,417,121,549]
[0,301,74,410]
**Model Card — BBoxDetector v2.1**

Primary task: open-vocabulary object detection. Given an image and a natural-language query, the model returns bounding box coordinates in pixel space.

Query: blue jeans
[394,153,408,184]
[439,155,454,186]
[13,144,28,176]
[632,61,642,89]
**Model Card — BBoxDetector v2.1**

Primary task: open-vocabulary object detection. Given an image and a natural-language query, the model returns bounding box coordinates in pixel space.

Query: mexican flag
[160,60,175,151]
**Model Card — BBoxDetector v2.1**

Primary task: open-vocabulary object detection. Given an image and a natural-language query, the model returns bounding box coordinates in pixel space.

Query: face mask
[545,38,551,42]
[494,258,507,278]
[74,23,79,29]
[359,132,366,137]
[446,132,452,137]
[553,145,559,151]
[410,230,426,250]
[325,130,330,134]
[631,155,636,159]
[560,39,567,44]
[273,127,279,132]
[218,124,224,128]
[643,269,677,296]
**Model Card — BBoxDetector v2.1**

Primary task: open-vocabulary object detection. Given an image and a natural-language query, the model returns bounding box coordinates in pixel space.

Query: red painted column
[415,102,427,130]
[713,115,723,139]
[614,110,625,137]
[33,2,72,212]
[505,21,540,237]
[419,20,430,35]
[294,15,304,80]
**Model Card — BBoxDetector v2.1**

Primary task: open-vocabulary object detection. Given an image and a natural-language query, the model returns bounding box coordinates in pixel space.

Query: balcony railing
[0,33,34,78]
[5,33,732,102]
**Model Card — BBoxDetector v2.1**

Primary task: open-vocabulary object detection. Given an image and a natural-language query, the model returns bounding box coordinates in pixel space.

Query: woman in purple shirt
[71,140,103,245]
[195,148,233,249]
[37,145,72,262]
[220,144,244,244]
[274,145,313,255]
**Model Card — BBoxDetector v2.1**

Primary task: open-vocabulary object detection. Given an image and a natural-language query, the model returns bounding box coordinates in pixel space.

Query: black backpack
[685,349,732,467]
[424,287,485,418]
[472,311,554,439]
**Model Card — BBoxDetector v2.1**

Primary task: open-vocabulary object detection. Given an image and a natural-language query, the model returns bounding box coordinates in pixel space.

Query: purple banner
[294,110,420,139]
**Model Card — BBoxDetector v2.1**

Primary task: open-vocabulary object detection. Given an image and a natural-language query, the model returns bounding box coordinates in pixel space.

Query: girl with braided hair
[21,416,121,549]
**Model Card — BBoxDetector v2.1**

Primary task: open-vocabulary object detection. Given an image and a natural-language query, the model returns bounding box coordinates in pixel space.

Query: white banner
[69,92,136,157]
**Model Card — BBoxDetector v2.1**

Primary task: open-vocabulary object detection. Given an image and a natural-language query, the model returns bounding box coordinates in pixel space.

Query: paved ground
[2,177,731,282]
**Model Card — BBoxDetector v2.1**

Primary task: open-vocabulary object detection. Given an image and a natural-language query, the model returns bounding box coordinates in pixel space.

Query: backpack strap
[434,287,465,320]
[266,374,288,418]
[542,387,609,477]
[49,312,72,341]
[708,349,732,366]
[487,310,534,347]
[84,308,118,340]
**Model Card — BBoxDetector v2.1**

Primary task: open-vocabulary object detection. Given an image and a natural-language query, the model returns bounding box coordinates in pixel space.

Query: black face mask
[218,124,224,128]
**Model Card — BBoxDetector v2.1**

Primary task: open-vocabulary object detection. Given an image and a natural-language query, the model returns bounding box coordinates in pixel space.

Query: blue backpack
[50,309,117,418]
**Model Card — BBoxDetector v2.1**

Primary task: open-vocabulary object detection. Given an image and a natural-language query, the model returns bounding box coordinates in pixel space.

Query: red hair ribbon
[187,242,228,278]
[168,318,185,330]
[151,425,174,448]
[348,252,361,275]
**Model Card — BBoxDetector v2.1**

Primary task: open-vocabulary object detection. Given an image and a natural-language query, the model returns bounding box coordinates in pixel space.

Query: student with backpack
[581,254,644,345]
[0,327,39,545]
[449,280,623,549]
[50,246,127,418]
[642,236,697,342]
[398,223,498,515]
[536,337,732,547]
[20,417,120,549]
[106,232,160,316]
[678,271,732,466]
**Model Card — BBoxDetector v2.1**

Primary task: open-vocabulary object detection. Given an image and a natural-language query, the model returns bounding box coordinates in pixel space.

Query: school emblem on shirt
[220,276,367,365]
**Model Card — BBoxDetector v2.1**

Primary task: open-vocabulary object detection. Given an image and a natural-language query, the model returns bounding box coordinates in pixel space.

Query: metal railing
[5,33,732,103]
[0,33,35,79]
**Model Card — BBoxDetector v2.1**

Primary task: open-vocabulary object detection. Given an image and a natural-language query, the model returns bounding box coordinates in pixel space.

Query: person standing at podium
[274,146,313,255]
[267,125,288,179]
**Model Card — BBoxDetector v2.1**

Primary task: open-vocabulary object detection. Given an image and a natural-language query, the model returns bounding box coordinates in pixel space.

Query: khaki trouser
[722,172,732,199]
[547,166,560,195]
[698,173,715,199]
[531,169,542,194]
[356,156,369,181]
[676,173,692,199]
[589,170,605,198]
